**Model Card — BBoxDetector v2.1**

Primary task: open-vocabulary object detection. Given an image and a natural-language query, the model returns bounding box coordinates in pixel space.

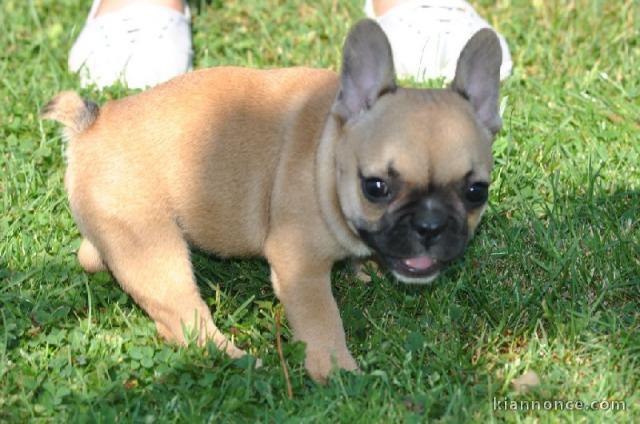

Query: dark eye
[362,177,391,202]
[466,182,489,204]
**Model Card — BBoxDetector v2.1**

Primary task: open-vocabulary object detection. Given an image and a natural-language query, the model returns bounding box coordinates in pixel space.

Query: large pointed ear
[451,29,503,135]
[332,19,396,123]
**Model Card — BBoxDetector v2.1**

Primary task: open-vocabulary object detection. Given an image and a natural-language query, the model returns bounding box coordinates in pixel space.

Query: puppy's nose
[411,210,447,240]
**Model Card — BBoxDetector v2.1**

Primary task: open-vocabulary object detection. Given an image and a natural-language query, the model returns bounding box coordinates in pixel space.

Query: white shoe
[69,0,193,89]
[364,0,512,82]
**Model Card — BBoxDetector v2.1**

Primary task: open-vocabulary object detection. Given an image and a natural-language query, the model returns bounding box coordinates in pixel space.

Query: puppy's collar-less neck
[315,115,372,258]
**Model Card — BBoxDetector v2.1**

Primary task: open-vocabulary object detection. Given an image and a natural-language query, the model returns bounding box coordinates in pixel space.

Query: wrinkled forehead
[350,89,494,185]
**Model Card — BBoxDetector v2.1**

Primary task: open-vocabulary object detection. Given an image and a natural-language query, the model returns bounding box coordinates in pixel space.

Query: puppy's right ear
[332,19,396,123]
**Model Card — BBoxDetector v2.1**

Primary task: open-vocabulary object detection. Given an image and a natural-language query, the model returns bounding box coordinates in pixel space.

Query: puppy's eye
[466,182,489,204]
[362,177,391,202]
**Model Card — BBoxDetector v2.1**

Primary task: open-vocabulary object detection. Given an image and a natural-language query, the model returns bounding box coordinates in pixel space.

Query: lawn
[1,0,638,422]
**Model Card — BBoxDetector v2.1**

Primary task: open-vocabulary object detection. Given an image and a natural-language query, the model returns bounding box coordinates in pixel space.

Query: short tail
[41,91,99,137]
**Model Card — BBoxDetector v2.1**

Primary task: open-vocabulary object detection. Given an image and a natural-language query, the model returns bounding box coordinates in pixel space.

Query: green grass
[1,0,638,421]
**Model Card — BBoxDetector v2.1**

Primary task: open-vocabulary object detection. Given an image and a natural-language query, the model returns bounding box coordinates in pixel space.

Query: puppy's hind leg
[96,216,246,359]
[78,238,107,273]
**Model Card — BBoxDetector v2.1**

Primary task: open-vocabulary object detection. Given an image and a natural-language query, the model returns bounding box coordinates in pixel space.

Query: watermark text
[493,397,626,412]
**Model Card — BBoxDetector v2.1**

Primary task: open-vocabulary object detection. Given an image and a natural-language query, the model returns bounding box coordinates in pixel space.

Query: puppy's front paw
[305,347,358,383]
[351,258,384,283]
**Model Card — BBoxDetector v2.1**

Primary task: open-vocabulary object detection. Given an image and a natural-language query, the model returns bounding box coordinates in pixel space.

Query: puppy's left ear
[451,29,503,136]
[332,19,396,123]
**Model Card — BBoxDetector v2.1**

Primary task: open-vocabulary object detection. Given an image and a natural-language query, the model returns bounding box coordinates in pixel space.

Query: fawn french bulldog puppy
[43,19,502,381]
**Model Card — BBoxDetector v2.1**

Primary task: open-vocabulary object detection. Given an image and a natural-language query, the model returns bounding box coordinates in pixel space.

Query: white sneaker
[69,0,193,89]
[364,0,513,82]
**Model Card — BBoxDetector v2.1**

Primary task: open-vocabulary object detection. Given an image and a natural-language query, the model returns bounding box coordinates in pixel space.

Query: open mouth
[387,255,441,278]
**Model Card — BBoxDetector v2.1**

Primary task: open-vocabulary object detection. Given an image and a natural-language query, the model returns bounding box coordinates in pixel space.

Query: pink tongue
[403,256,434,270]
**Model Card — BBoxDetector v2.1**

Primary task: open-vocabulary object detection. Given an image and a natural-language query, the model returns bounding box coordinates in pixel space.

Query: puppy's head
[332,20,503,284]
